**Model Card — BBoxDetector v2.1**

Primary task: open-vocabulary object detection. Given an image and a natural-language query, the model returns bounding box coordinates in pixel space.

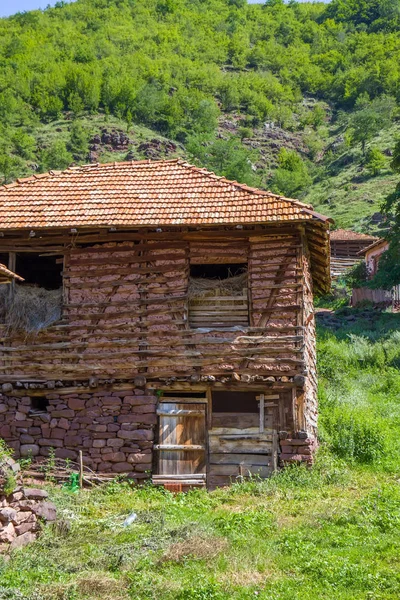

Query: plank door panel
[156,402,206,477]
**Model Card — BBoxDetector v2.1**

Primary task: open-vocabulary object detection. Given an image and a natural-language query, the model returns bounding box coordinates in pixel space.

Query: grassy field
[1,309,400,600]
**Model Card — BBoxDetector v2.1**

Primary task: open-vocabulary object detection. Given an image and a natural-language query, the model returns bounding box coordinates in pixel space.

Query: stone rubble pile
[0,456,56,552]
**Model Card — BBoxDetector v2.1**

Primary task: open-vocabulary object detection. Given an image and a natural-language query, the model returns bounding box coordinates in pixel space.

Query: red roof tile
[330,229,378,242]
[0,159,330,230]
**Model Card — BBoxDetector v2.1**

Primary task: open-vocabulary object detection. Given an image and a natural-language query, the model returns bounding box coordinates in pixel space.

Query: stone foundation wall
[0,387,157,478]
[279,431,318,465]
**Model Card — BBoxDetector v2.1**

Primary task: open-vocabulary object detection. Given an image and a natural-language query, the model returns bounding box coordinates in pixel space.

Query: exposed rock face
[0,456,56,553]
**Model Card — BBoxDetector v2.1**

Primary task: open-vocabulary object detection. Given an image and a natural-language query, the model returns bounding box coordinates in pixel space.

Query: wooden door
[154,401,207,486]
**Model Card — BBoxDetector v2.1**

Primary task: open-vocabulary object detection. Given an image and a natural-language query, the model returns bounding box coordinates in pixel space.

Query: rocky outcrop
[0,456,56,553]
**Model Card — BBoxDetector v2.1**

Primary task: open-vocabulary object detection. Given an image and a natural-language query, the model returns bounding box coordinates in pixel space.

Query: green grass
[1,310,400,600]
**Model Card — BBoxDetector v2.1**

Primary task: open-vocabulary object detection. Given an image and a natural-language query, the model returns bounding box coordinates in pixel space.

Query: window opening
[161,391,207,399]
[190,263,246,280]
[29,396,49,415]
[189,263,249,329]
[0,253,63,332]
[16,253,62,290]
[212,391,259,414]
[0,253,9,268]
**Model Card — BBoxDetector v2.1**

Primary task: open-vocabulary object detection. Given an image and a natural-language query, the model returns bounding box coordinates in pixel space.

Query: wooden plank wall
[0,230,307,382]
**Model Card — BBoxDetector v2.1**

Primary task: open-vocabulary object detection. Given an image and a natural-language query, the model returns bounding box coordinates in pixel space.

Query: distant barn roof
[0,159,331,230]
[330,229,377,242]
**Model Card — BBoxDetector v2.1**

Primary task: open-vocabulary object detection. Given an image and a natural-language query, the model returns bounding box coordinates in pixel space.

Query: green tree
[270,148,312,197]
[68,121,89,161]
[187,134,259,187]
[41,140,72,171]
[366,147,386,175]
[346,97,395,155]
[0,153,24,184]
[369,139,400,288]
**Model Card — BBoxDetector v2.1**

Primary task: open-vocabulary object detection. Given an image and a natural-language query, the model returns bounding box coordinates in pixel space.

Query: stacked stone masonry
[0,388,156,478]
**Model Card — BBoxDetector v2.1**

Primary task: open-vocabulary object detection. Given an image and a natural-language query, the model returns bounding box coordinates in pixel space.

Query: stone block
[127,453,151,465]
[0,522,15,543]
[12,511,32,524]
[10,532,36,550]
[20,444,39,457]
[28,427,41,435]
[51,428,66,440]
[111,462,131,473]
[15,521,37,536]
[55,448,78,460]
[123,396,157,406]
[93,439,106,448]
[101,452,126,463]
[97,462,112,471]
[64,435,82,446]
[0,507,17,524]
[24,489,49,500]
[0,404,7,414]
[106,439,124,448]
[52,410,74,418]
[34,501,57,522]
[68,398,86,411]
[102,397,122,406]
[107,424,120,432]
[134,463,152,472]
[38,438,63,448]
[58,418,71,430]
[20,434,34,444]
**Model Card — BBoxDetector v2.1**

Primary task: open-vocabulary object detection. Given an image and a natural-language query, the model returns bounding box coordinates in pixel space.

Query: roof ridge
[1,158,182,189]
[175,158,314,210]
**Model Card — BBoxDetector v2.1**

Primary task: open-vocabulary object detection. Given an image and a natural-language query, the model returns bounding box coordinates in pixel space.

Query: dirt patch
[160,535,228,563]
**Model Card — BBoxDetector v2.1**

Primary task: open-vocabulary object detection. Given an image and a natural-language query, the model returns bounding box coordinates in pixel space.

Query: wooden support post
[257,394,265,434]
[79,450,83,489]
[272,431,278,472]
[8,252,16,298]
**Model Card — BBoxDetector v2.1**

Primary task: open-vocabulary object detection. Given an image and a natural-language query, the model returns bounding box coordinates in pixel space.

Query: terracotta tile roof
[0,263,23,284]
[358,238,388,256]
[330,229,378,242]
[0,159,331,230]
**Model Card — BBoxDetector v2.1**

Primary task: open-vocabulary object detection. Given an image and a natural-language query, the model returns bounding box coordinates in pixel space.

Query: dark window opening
[161,391,206,399]
[16,253,62,290]
[0,253,9,267]
[29,396,49,414]
[190,263,246,279]
[212,391,259,413]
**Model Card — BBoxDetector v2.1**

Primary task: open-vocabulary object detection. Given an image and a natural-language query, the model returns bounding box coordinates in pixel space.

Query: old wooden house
[330,229,377,278]
[0,160,331,488]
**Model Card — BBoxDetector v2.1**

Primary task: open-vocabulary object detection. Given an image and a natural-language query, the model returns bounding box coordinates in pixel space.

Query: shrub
[321,406,386,464]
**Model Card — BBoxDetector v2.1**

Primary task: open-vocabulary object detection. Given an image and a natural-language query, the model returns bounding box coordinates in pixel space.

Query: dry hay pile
[189,272,247,298]
[0,284,62,333]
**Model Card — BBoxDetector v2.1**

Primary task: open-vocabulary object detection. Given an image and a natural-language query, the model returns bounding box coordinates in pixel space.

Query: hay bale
[0,284,62,333]
[188,272,247,299]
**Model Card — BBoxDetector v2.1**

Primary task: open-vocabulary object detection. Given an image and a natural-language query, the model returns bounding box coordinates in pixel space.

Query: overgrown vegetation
[1,310,399,599]
[1,0,400,230]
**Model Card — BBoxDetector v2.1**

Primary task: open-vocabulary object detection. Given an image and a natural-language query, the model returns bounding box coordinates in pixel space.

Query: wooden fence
[352,286,399,307]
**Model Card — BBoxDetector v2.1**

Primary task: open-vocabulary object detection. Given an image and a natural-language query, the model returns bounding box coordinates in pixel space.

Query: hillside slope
[1,0,400,229]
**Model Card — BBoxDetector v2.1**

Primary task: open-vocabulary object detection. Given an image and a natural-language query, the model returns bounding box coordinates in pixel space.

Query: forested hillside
[1,0,400,230]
